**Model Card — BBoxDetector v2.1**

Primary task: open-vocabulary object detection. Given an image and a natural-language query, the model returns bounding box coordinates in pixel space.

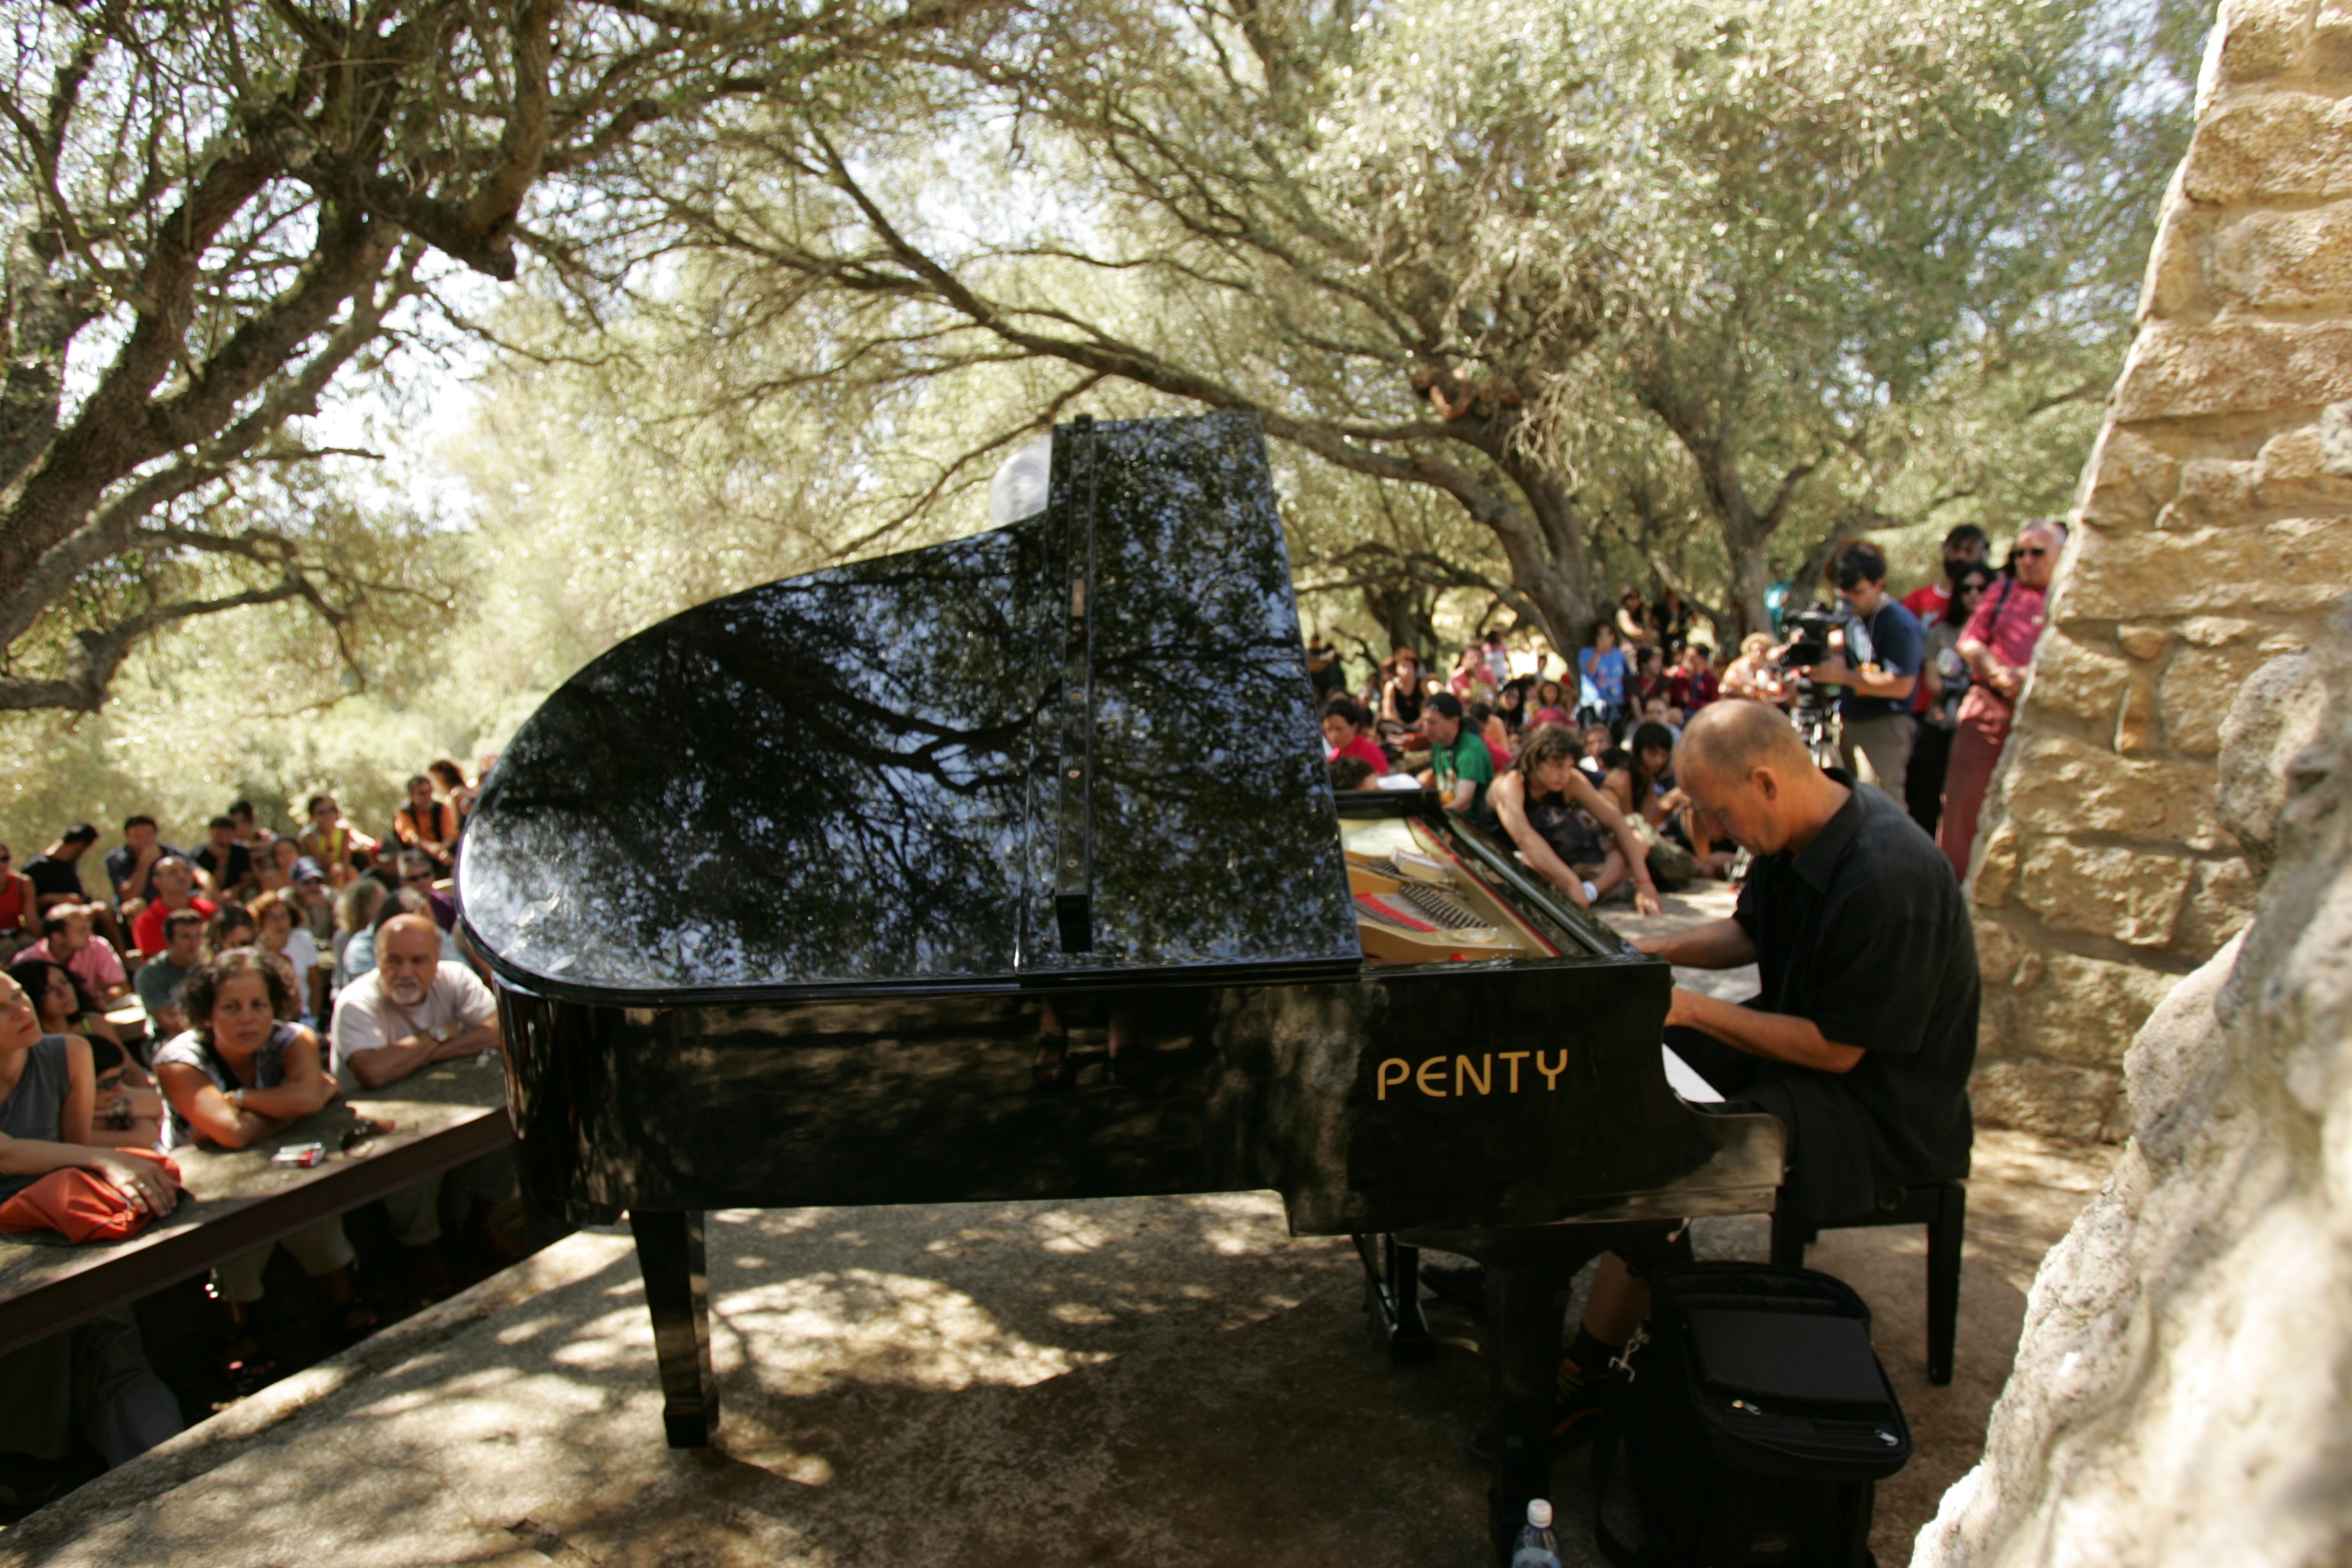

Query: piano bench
[1767,1179,1965,1387]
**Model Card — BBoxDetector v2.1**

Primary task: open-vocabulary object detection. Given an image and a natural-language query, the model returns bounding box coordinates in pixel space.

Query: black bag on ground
[1592,1262,1911,1567]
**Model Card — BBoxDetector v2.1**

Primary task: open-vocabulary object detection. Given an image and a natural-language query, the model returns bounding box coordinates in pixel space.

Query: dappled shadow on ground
[5,1133,2119,1568]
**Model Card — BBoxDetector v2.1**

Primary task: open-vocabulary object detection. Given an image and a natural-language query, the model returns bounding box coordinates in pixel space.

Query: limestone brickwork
[1967,0,2352,1139]
[1912,611,2351,1568]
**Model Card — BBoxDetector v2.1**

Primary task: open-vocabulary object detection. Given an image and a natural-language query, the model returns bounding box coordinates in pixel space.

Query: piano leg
[1351,1233,1436,1365]
[1484,1262,1569,1562]
[630,1209,720,1448]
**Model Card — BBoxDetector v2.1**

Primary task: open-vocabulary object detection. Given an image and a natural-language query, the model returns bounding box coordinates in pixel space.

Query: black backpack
[1592,1263,1911,1567]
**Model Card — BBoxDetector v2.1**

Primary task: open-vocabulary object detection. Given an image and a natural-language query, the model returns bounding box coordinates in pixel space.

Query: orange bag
[0,1150,183,1242]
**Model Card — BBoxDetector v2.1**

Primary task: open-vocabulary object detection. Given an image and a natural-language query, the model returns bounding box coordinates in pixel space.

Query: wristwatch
[426,1022,454,1044]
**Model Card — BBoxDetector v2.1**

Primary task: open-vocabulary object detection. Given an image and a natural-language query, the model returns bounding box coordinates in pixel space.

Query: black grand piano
[458,411,1782,1553]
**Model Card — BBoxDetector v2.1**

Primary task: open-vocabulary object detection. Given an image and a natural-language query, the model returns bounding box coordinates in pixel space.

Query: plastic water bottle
[1510,1498,1563,1568]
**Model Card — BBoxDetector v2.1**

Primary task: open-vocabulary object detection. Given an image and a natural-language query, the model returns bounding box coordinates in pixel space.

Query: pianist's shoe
[1463,1351,1622,1467]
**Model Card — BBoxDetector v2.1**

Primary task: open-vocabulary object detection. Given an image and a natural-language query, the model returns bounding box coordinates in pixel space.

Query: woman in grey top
[0,970,182,1465]
[153,948,377,1388]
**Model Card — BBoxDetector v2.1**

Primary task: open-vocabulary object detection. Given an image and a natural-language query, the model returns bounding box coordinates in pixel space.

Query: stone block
[1965,1055,2127,1140]
[2181,89,2352,204]
[2061,516,2352,620]
[2159,643,2274,753]
[2141,198,2214,322]
[2323,398,2352,475]
[2118,624,2171,661]
[2208,0,2320,91]
[2015,840,2194,947]
[2175,855,2260,952]
[2000,732,2227,850]
[2075,428,2180,530]
[1995,944,2188,1065]
[2028,632,2134,726]
[1973,818,2022,905]
[2110,320,2352,422]
[2171,457,2258,527]
[2216,648,2326,876]
[2254,419,2352,509]
[2213,203,2352,312]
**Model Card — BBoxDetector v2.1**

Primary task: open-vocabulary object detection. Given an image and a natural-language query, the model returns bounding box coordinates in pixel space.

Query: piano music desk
[0,1056,514,1359]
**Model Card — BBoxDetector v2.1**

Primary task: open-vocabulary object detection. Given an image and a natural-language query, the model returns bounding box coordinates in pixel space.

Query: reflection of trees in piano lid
[466,522,1068,985]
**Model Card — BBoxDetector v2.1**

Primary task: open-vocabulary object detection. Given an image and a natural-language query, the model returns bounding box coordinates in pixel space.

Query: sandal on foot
[335,1297,382,1340]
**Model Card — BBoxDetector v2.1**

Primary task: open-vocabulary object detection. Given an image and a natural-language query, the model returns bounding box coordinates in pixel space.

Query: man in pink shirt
[1939,520,2065,877]
[20,904,131,1004]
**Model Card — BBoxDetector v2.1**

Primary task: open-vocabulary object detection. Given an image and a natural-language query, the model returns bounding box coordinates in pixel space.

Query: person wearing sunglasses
[1906,565,2000,837]
[1941,520,2068,877]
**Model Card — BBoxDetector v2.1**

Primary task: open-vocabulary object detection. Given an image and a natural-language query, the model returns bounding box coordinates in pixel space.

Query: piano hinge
[1055,413,1097,953]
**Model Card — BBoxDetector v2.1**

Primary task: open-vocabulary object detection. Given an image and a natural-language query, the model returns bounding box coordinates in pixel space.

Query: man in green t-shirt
[133,908,205,1037]
[1419,692,1495,815]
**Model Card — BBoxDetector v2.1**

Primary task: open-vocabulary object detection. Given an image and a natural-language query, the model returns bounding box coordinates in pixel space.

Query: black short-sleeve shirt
[1732,770,1977,1221]
[103,842,189,904]
[193,842,252,891]
[21,854,86,905]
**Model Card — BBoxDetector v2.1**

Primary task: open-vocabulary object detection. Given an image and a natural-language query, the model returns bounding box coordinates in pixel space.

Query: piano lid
[458,411,1361,1003]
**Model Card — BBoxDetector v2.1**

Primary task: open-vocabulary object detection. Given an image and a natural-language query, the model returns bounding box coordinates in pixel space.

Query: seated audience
[227,799,276,865]
[393,775,462,879]
[1418,693,1496,816]
[134,910,207,1038]
[128,856,215,958]
[1320,695,1389,773]
[21,903,131,1006]
[22,824,101,922]
[1528,679,1572,728]
[331,914,521,1291]
[288,857,338,946]
[105,816,189,920]
[1720,632,1782,703]
[1327,755,1379,792]
[254,834,303,895]
[332,879,390,991]
[1669,642,1719,712]
[0,842,36,962]
[0,971,183,1469]
[252,890,329,1023]
[6,959,159,1147]
[191,815,257,903]
[297,795,377,889]
[1481,723,1661,914]
[153,950,375,1386]
[395,850,458,931]
[201,903,259,963]
[428,759,479,826]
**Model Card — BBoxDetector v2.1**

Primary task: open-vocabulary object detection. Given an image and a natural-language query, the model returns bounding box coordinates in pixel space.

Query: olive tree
[0,0,986,712]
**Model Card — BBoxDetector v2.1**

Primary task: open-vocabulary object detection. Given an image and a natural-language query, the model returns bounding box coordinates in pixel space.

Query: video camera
[1770,602,1875,752]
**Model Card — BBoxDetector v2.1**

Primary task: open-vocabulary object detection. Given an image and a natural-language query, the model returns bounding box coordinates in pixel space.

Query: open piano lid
[458,412,1361,1004]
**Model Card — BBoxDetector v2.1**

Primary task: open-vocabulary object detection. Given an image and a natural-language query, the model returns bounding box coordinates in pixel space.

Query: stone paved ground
[1,885,2120,1566]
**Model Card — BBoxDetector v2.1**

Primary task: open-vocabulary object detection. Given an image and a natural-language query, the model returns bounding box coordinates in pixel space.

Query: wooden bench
[0,1055,513,1358]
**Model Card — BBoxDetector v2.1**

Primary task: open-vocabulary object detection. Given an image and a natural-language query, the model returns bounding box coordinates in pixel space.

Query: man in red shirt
[1939,520,2065,877]
[1667,642,1719,712]
[129,856,217,957]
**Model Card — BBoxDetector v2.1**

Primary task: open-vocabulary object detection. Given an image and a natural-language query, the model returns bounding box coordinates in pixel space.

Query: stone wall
[1967,0,2352,1140]
[1910,609,2349,1567]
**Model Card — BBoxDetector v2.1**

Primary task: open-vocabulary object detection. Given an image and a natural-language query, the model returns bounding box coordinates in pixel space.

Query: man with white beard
[330,914,520,1293]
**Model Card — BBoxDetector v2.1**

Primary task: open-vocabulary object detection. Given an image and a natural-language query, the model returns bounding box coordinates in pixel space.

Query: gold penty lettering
[1416,1057,1449,1097]
[1498,1050,1528,1093]
[1455,1054,1491,1096]
[1376,1059,1410,1101]
[1536,1050,1569,1091]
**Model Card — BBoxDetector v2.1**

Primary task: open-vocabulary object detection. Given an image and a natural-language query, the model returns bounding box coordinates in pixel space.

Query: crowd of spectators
[0,756,509,1473]
[1316,520,2061,903]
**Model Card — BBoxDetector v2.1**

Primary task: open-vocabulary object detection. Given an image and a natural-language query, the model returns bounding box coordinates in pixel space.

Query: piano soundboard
[1340,816,1561,964]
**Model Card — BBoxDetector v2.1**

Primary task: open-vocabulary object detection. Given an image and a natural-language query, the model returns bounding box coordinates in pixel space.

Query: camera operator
[1807,540,1926,801]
